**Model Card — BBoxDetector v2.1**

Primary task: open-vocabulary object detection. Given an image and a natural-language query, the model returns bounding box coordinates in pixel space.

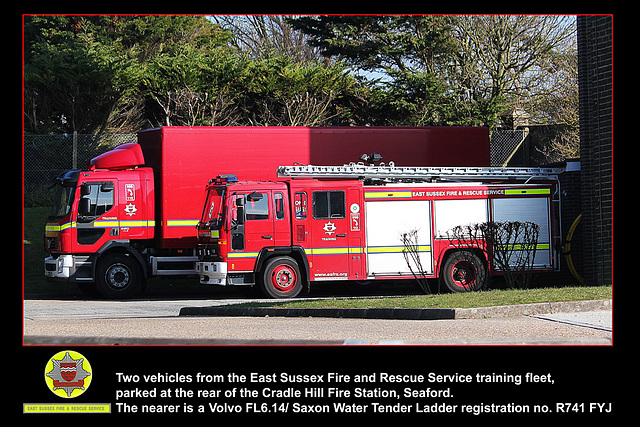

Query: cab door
[272,190,290,247]
[75,180,118,250]
[228,190,274,273]
[309,189,350,281]
[347,187,365,280]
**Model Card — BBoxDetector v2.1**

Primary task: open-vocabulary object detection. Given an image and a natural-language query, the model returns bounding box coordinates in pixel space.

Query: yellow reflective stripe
[119,220,155,227]
[364,191,412,199]
[504,188,551,195]
[367,245,431,254]
[45,222,76,232]
[227,251,260,259]
[93,220,154,228]
[303,245,433,256]
[304,247,364,255]
[47,221,155,231]
[306,247,347,255]
[167,219,200,227]
[495,243,550,250]
[93,220,119,227]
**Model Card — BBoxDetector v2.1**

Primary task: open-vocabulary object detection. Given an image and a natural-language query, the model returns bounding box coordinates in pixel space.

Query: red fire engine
[43,126,489,298]
[196,163,564,298]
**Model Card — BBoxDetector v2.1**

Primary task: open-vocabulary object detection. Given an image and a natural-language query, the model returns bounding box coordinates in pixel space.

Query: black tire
[440,251,486,293]
[95,253,142,299]
[260,256,303,299]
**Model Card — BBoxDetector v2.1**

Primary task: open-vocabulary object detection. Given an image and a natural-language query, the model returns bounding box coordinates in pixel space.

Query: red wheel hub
[450,260,477,288]
[271,265,297,291]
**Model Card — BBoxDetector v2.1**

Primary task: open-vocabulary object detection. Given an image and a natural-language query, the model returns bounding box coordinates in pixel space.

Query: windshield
[49,184,76,220]
[199,187,225,229]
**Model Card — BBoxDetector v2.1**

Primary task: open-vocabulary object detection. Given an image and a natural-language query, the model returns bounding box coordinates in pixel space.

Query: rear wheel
[441,251,486,293]
[260,256,303,299]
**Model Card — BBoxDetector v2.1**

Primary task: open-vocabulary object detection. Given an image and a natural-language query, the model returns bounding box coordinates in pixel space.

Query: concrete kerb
[179,306,456,320]
[454,298,611,319]
[179,298,611,321]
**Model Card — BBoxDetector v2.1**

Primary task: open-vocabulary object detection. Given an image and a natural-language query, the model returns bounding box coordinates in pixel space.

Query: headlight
[57,257,64,274]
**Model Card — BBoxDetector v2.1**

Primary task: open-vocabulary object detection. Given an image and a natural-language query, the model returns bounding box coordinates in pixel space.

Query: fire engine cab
[195,162,564,298]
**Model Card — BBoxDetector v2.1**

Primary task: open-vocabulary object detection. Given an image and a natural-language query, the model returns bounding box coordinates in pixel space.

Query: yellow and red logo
[44,350,92,398]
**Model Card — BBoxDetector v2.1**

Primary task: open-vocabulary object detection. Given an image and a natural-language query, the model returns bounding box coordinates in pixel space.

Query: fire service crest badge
[44,351,92,398]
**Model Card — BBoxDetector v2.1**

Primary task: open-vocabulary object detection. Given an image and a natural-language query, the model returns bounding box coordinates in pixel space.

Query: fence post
[72,131,78,169]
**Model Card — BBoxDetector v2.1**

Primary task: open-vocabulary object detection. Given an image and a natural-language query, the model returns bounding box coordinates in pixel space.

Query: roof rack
[277,163,565,182]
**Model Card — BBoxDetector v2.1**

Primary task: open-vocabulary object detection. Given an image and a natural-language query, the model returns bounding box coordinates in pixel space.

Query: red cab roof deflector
[90,143,145,170]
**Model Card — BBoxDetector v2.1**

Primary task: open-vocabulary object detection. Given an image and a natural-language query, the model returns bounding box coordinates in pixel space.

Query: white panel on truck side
[433,199,489,239]
[491,197,552,268]
[365,200,433,276]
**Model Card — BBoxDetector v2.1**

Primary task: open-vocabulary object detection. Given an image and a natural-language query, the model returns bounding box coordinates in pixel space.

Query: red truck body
[196,175,559,298]
[44,126,490,298]
[137,126,489,248]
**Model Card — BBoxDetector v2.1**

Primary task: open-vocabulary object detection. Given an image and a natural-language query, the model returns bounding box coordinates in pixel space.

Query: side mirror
[78,197,91,216]
[231,196,245,229]
[80,183,91,196]
[247,192,263,202]
[101,182,114,192]
[237,205,245,225]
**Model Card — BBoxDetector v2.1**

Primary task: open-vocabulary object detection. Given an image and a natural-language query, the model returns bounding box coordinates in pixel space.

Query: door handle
[337,234,347,237]
[262,235,273,239]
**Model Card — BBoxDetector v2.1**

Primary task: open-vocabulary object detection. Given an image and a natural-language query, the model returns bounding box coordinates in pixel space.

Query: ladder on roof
[277,163,565,182]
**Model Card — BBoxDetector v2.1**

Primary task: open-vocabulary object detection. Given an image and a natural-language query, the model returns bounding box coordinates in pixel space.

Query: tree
[236,55,363,126]
[446,221,541,289]
[24,16,128,133]
[24,15,578,135]
[289,15,577,129]
[24,15,239,132]
[400,229,432,294]
[288,15,499,126]
[288,15,455,75]
[211,15,326,62]
[115,15,239,128]
[140,41,245,126]
[24,15,367,132]
[448,16,576,106]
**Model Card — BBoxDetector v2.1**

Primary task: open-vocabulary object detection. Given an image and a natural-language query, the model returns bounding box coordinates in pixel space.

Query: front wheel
[440,251,486,293]
[95,253,142,299]
[260,256,303,299]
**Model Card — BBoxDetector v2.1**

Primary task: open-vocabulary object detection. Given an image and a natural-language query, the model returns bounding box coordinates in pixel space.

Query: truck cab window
[274,192,285,220]
[246,193,269,220]
[294,192,307,219]
[79,183,114,218]
[50,185,75,219]
[313,191,345,219]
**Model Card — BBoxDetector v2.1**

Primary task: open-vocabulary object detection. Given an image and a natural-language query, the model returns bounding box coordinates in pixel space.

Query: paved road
[23,295,612,346]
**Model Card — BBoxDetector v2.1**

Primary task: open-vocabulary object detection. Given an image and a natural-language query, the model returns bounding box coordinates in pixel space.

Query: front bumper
[195,261,228,285]
[44,255,75,280]
[44,255,94,282]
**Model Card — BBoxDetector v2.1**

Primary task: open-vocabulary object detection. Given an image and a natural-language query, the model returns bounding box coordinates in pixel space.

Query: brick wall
[558,168,583,284]
[576,16,612,286]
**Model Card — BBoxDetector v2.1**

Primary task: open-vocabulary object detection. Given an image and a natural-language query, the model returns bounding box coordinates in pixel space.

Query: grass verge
[250,286,611,310]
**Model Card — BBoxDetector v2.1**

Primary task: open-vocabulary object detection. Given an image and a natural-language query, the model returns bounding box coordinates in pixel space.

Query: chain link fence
[24,133,136,207]
[490,129,529,167]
